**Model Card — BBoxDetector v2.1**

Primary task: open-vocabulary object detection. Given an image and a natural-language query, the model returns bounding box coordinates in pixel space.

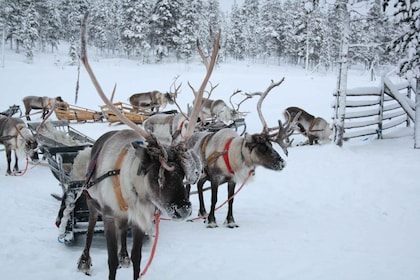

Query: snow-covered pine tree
[259,0,285,63]
[241,0,260,60]
[150,0,184,61]
[385,0,419,148]
[21,1,39,63]
[282,0,306,65]
[59,0,88,65]
[120,0,152,60]
[225,1,246,60]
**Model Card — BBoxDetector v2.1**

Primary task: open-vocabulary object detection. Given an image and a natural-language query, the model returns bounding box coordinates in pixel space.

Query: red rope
[188,169,255,222]
[13,157,29,176]
[138,212,161,279]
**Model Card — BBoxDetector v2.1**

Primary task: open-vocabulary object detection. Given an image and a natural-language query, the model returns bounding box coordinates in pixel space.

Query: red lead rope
[139,169,255,278]
[188,168,255,222]
[138,212,161,279]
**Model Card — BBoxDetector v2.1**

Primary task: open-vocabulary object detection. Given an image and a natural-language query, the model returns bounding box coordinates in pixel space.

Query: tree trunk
[415,77,420,149]
[333,1,351,147]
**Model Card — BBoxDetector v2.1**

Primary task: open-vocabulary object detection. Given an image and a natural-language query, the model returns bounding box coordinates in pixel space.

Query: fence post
[377,77,385,139]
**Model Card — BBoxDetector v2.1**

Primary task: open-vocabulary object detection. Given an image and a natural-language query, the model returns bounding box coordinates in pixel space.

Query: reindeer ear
[244,132,253,143]
[131,140,147,156]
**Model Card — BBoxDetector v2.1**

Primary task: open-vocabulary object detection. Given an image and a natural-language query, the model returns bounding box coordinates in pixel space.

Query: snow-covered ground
[0,48,419,280]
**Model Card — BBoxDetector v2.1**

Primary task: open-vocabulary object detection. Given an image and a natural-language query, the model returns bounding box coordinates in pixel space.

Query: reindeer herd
[0,15,333,280]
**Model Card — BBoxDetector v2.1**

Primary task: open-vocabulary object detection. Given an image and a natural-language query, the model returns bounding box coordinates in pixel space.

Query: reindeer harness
[201,134,241,175]
[83,146,131,211]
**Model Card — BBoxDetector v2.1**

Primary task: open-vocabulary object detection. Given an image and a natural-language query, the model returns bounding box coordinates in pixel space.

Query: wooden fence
[333,77,415,139]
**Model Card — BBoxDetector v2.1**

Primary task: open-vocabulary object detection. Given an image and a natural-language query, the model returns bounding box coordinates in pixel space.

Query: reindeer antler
[184,29,221,138]
[269,110,300,156]
[256,78,285,132]
[255,77,299,156]
[80,12,150,140]
[170,76,189,120]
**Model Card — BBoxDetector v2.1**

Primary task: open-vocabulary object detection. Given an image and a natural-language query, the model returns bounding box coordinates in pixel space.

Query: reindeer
[129,90,174,112]
[143,112,189,145]
[185,79,297,228]
[0,116,39,175]
[22,95,67,121]
[198,98,244,125]
[74,13,217,280]
[284,106,332,145]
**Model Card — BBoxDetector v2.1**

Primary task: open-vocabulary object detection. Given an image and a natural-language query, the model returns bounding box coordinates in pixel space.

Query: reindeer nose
[276,157,286,170]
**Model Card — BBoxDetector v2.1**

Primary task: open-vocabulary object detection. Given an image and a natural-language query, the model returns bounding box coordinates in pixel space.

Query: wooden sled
[55,104,103,123]
[100,102,151,124]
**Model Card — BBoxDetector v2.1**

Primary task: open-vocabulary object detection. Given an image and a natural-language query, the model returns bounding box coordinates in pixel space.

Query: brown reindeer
[129,90,174,112]
[74,13,218,280]
[284,106,332,145]
[22,95,67,120]
[185,79,297,228]
[0,116,39,175]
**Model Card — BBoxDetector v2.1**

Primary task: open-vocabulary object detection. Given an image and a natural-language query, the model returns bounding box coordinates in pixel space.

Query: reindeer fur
[0,117,38,175]
[284,106,332,145]
[75,129,200,280]
[143,113,188,145]
[199,98,241,125]
[186,128,285,228]
[22,95,65,121]
[129,91,174,112]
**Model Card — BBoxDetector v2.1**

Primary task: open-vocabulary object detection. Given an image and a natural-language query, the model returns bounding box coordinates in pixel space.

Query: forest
[0,0,417,76]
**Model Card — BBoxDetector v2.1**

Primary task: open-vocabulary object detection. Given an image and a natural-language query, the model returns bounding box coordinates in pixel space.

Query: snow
[1,48,420,280]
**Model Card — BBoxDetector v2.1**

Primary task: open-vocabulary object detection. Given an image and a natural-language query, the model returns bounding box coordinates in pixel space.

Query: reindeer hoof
[119,256,131,268]
[206,222,218,228]
[223,218,239,228]
[77,256,92,275]
[224,221,239,228]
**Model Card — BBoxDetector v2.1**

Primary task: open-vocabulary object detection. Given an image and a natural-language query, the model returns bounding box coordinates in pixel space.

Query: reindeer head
[130,138,191,220]
[244,132,285,170]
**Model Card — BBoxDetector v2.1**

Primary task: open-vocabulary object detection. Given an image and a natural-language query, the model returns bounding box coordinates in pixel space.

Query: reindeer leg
[224,181,239,228]
[207,181,219,228]
[131,225,145,280]
[78,200,98,275]
[25,109,31,121]
[5,148,12,175]
[197,178,207,217]
[13,151,19,173]
[118,219,130,268]
[103,216,119,280]
[185,183,191,198]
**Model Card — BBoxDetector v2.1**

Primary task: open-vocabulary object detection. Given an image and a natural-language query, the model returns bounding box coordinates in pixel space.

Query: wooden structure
[100,102,151,124]
[54,104,103,123]
[333,77,415,140]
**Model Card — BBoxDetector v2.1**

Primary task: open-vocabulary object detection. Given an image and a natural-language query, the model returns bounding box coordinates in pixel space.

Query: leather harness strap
[112,145,130,211]
[308,117,319,133]
[83,145,130,211]
[203,135,235,175]
[222,138,235,174]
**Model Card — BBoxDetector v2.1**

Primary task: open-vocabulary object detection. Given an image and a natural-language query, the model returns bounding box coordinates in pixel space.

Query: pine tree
[384,0,419,148]
[120,0,152,60]
[21,1,39,63]
[150,0,183,61]
[225,1,246,60]
[259,0,285,62]
[241,0,260,59]
[59,0,88,65]
[282,0,306,65]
